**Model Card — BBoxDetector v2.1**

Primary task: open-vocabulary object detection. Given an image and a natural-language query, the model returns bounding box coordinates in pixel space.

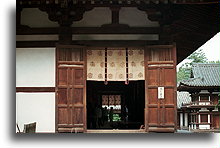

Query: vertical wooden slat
[173,43,177,130]
[83,48,87,131]
[144,46,149,132]
[125,48,129,84]
[104,48,108,85]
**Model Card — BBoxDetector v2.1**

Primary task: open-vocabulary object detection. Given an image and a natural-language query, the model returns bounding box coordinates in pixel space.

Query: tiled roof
[180,63,220,87]
[177,91,191,108]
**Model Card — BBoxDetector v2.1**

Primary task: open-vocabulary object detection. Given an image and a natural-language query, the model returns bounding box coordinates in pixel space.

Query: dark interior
[86,81,145,129]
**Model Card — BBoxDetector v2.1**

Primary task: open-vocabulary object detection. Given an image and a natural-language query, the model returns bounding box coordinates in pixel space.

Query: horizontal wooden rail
[16,87,55,92]
[17,27,161,35]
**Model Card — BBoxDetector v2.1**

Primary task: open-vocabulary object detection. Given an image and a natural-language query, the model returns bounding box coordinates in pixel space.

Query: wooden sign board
[158,87,164,99]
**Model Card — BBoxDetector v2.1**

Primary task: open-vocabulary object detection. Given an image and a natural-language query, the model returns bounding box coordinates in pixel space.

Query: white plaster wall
[72,7,111,27]
[120,7,159,27]
[21,8,59,27]
[16,93,55,133]
[16,48,55,87]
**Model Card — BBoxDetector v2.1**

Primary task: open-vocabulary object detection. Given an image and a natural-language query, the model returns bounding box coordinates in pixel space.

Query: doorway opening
[86,81,145,130]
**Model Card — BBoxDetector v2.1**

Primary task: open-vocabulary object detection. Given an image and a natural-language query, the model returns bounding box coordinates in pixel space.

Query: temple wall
[16,48,55,87]
[16,48,56,133]
[16,93,55,133]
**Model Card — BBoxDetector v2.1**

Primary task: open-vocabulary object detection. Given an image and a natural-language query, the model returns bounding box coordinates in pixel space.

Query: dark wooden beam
[110,6,120,25]
[17,0,220,8]
[16,87,55,93]
[16,27,161,35]
[16,41,57,48]
[16,40,159,48]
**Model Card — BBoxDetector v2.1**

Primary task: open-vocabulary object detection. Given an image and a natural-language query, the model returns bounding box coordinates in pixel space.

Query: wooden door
[145,45,177,132]
[56,45,86,133]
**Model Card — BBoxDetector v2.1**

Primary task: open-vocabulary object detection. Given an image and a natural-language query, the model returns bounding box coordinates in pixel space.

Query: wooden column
[184,112,188,127]
[16,7,22,27]
[180,113,183,128]
[159,26,172,44]
[190,113,192,129]
[210,111,214,129]
[58,8,73,44]
[59,25,72,44]
[110,7,120,25]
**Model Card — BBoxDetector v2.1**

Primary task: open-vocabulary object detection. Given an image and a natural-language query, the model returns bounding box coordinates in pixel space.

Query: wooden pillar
[197,112,200,129]
[16,7,22,26]
[58,12,73,44]
[180,113,183,128]
[211,111,214,129]
[190,113,193,129]
[110,7,120,25]
[159,26,172,44]
[59,25,72,44]
[184,112,188,127]
[194,110,200,129]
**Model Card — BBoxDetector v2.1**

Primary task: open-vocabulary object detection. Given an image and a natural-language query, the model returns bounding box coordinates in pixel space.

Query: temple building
[16,0,219,133]
[178,63,220,131]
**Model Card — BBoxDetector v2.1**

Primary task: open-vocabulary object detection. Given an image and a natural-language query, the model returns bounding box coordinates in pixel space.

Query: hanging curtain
[128,49,145,80]
[107,49,126,81]
[87,49,144,81]
[87,50,105,81]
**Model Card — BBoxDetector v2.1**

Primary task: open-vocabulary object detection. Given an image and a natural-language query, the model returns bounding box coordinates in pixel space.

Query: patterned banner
[128,49,145,80]
[87,50,105,81]
[87,49,144,81]
[107,49,126,81]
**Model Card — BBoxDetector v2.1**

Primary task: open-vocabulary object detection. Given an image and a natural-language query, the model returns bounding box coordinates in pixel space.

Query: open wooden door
[56,45,86,133]
[145,44,177,132]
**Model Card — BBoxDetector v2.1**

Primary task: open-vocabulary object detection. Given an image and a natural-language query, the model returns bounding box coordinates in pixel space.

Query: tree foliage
[187,49,208,65]
[177,49,208,82]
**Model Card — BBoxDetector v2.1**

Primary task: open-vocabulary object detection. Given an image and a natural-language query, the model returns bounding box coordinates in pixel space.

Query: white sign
[158,87,164,99]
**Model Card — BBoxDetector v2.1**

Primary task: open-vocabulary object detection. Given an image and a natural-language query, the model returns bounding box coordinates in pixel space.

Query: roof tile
[180,63,220,87]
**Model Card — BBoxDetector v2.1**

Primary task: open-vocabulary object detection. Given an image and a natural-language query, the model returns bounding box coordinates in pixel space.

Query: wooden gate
[56,45,86,133]
[145,45,177,132]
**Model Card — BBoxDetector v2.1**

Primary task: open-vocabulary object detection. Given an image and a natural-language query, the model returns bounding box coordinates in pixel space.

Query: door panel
[56,45,86,133]
[145,45,177,132]
[58,68,68,86]
[148,88,158,104]
[149,108,158,125]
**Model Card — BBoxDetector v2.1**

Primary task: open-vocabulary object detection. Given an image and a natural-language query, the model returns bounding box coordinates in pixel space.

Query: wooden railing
[182,101,214,107]
[191,101,213,106]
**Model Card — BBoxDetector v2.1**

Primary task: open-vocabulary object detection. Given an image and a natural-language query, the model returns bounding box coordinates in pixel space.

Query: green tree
[177,49,208,82]
[187,49,208,65]
[177,64,191,82]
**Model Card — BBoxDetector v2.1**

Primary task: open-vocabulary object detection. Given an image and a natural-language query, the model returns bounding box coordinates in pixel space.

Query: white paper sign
[158,87,164,99]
